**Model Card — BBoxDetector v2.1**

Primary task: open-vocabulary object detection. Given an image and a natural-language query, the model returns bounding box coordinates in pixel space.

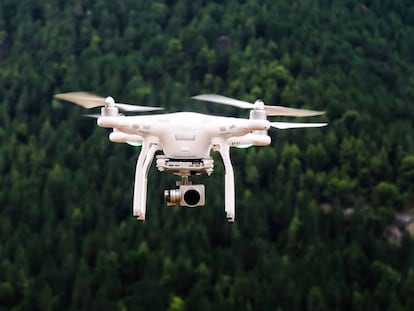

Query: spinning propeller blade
[54,92,163,112]
[83,114,101,118]
[192,94,252,109]
[270,122,327,129]
[192,94,325,117]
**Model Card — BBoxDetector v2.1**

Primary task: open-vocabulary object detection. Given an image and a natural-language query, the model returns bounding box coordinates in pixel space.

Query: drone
[55,92,327,222]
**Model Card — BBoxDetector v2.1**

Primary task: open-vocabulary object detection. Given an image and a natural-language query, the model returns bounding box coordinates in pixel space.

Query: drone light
[126,141,142,147]
[235,144,253,149]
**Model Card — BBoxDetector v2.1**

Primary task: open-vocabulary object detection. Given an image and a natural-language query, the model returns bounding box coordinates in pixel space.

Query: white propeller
[54,92,163,112]
[192,94,325,117]
[270,122,327,129]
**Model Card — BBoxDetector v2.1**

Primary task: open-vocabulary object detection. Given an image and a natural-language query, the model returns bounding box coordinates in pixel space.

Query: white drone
[55,92,327,222]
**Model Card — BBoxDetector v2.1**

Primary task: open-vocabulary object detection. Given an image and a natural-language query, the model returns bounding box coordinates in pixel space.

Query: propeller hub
[105,96,115,106]
[253,99,265,110]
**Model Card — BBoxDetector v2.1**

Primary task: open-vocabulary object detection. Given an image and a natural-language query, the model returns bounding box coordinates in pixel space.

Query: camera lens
[183,189,201,207]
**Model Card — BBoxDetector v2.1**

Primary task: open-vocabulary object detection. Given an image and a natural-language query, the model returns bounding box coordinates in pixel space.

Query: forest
[1,0,414,310]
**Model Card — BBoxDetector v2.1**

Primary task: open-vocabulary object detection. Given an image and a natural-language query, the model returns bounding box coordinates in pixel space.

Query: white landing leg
[217,143,235,222]
[133,142,159,221]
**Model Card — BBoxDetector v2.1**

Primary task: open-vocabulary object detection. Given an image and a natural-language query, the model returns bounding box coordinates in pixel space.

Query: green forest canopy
[1,0,414,310]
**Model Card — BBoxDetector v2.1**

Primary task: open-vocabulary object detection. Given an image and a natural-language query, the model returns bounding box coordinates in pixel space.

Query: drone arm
[133,140,159,220]
[227,133,271,147]
[217,142,235,222]
[109,131,143,144]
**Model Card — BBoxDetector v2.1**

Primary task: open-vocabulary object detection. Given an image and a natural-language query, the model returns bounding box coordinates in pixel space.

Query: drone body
[98,112,270,158]
[55,92,327,222]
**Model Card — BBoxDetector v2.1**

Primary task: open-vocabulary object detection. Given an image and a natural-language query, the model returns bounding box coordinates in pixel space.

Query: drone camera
[164,185,205,207]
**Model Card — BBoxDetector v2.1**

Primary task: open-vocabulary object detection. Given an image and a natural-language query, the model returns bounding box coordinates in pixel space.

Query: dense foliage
[1,0,414,310]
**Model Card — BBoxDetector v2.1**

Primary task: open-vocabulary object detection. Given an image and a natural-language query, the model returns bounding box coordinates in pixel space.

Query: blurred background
[1,0,414,310]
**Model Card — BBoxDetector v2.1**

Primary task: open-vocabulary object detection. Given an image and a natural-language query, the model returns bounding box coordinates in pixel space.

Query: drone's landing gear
[215,143,235,223]
[134,144,235,222]
[133,141,160,221]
